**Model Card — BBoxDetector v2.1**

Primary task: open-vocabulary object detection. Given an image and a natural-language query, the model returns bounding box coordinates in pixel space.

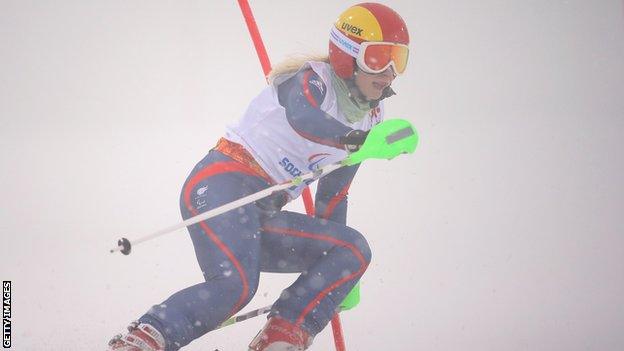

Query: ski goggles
[330,26,409,75]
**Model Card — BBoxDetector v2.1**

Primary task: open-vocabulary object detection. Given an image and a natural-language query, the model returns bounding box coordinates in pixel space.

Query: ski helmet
[329,3,410,79]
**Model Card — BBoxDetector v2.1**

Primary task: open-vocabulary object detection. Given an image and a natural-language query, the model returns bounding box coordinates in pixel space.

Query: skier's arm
[314,163,360,224]
[278,69,352,149]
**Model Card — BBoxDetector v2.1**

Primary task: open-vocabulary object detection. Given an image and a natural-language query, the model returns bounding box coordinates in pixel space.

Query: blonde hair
[268,54,329,83]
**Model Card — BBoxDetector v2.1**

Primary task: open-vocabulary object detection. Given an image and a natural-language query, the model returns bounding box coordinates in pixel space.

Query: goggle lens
[362,43,409,74]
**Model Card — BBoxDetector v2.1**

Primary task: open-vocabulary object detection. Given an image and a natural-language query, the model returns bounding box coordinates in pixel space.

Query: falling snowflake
[280,290,291,300]
[309,275,325,289]
[198,289,211,300]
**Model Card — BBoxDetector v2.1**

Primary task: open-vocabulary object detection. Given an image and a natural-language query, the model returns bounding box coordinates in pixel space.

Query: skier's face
[353,67,396,101]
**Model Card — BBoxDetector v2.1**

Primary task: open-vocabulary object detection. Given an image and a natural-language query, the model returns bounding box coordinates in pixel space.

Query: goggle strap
[330,26,360,58]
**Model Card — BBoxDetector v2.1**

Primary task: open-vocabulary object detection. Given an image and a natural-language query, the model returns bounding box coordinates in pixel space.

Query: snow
[1,1,624,350]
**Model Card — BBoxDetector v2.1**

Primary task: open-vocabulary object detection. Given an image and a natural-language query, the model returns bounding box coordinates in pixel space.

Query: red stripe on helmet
[358,3,409,44]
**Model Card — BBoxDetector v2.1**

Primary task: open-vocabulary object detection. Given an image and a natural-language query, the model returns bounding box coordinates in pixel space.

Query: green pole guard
[339,282,361,311]
[345,119,419,166]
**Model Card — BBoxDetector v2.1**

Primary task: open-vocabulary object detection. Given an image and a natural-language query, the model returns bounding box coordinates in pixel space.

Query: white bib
[225,61,385,200]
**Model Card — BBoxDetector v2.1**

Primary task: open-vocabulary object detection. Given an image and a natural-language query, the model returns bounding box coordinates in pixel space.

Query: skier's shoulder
[292,65,329,103]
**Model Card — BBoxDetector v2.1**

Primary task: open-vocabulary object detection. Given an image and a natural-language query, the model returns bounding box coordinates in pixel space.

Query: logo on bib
[308,153,331,171]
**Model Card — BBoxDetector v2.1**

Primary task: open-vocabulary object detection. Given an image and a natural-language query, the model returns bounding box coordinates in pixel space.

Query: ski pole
[110,119,418,255]
[216,305,273,330]
[110,161,345,255]
[216,304,351,331]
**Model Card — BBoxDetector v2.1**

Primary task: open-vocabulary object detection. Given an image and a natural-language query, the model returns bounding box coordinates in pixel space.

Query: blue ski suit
[139,67,381,350]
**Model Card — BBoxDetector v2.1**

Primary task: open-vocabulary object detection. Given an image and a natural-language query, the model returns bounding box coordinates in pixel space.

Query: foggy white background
[1,1,623,350]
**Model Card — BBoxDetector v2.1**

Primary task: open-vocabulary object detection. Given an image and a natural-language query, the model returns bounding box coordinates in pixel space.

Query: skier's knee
[243,275,260,306]
[203,264,260,304]
[346,227,372,266]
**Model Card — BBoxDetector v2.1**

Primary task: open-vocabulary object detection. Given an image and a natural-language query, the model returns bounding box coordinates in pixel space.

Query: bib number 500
[279,157,303,177]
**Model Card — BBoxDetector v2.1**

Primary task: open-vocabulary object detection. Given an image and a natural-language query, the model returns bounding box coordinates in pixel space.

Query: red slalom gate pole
[237,0,271,78]
[236,1,346,350]
[331,315,347,351]
[235,0,318,216]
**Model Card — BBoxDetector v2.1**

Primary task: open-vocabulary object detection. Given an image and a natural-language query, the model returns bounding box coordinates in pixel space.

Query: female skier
[108,2,410,350]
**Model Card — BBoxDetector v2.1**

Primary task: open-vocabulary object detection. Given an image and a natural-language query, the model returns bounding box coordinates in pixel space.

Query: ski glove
[340,129,369,153]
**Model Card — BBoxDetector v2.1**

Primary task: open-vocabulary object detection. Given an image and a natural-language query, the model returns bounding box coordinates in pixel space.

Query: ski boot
[107,321,165,351]
[248,316,313,351]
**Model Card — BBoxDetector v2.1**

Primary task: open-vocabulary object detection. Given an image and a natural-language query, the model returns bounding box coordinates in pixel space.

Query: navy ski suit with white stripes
[138,69,373,350]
